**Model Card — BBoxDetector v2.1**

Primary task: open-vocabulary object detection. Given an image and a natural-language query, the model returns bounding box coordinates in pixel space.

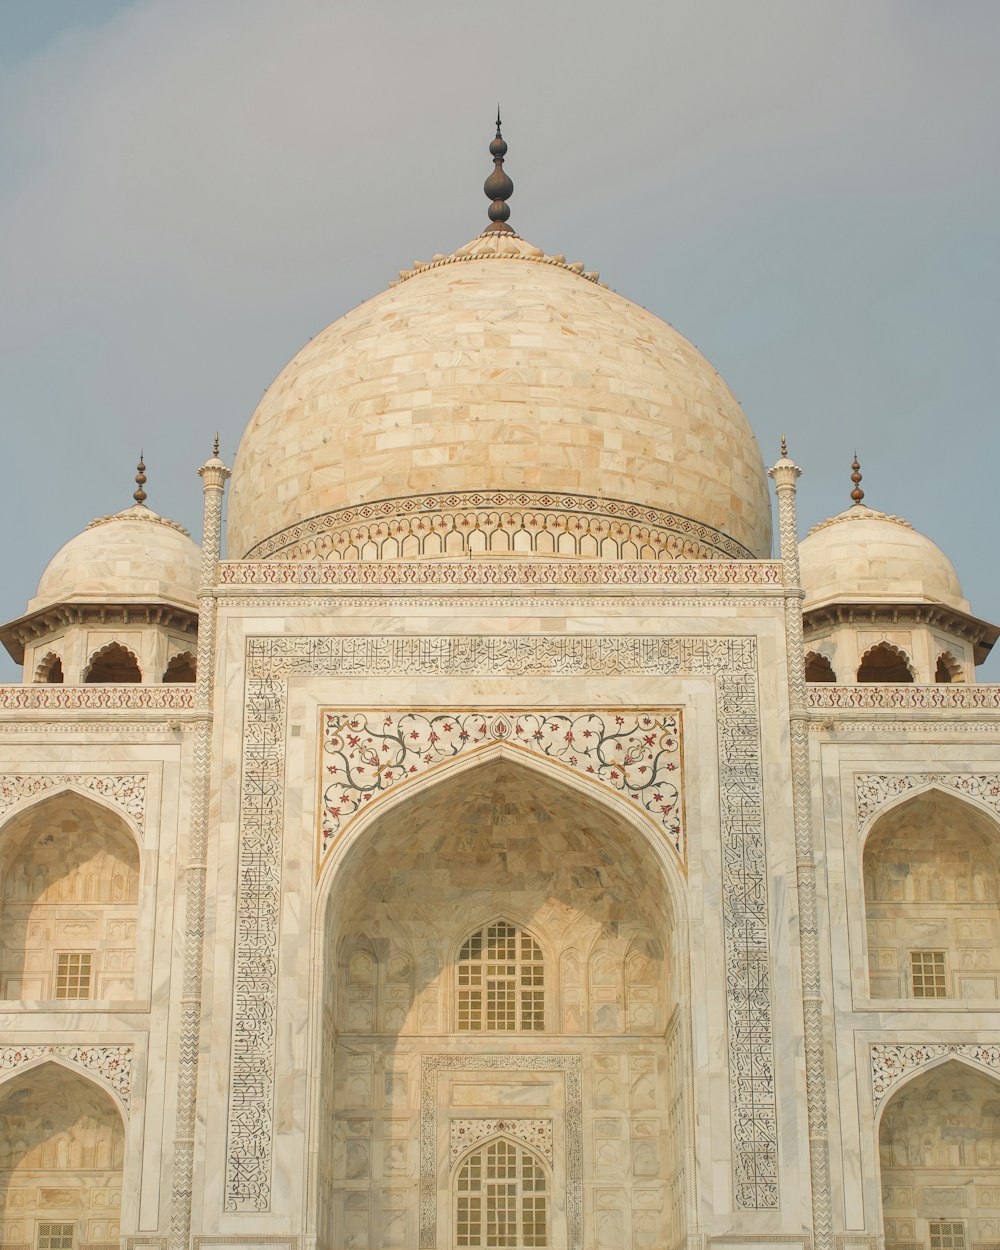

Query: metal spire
[133,453,148,505]
[850,453,864,505]
[484,109,514,234]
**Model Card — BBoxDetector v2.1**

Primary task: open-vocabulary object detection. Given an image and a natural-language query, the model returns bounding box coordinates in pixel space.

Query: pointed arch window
[456,1138,548,1248]
[458,921,544,1031]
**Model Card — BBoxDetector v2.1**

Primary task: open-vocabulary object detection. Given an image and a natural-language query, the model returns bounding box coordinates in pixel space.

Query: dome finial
[850,452,865,505]
[214,431,220,458]
[133,452,148,505]
[484,109,514,234]
[780,434,788,458]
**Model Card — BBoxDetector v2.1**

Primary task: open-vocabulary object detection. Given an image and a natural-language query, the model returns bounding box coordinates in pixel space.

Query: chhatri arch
[308,748,695,1250]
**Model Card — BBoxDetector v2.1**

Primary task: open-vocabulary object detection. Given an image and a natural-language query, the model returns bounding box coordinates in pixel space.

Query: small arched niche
[863,790,1000,1000]
[857,642,914,683]
[0,1061,126,1246]
[804,651,836,682]
[0,791,140,1001]
[879,1060,1000,1249]
[935,651,963,684]
[83,642,142,684]
[33,652,64,685]
[317,757,688,1250]
[163,651,196,683]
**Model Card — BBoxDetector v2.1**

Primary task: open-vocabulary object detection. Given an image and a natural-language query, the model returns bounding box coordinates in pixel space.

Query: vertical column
[769,444,833,1250]
[171,444,230,1250]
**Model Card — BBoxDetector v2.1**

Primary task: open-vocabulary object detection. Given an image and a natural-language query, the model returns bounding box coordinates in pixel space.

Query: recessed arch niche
[0,1061,126,1246]
[317,757,689,1250]
[863,789,1000,1000]
[879,1059,1000,1248]
[0,791,140,1001]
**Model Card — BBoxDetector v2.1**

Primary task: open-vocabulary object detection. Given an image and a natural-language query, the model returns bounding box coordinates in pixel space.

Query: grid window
[929,1222,965,1250]
[456,1140,548,1248]
[37,1224,74,1250]
[55,952,92,999]
[910,950,947,998]
[458,922,544,1031]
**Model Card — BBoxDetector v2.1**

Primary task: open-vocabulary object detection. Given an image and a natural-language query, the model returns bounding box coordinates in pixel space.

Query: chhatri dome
[799,458,967,613]
[227,119,772,563]
[30,459,202,615]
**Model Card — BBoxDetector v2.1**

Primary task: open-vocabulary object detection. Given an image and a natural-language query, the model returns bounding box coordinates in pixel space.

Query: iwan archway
[314,754,691,1250]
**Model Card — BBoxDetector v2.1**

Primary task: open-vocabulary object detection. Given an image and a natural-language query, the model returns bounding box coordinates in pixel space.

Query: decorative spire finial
[484,109,514,234]
[214,431,220,458]
[780,434,787,458]
[850,453,865,505]
[133,452,147,505]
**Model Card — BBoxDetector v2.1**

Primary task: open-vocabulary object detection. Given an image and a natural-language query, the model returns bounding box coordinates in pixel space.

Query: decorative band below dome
[242,489,758,563]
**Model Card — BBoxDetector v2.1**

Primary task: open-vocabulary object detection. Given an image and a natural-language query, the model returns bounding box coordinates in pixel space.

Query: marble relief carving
[227,634,776,1212]
[0,773,147,830]
[239,489,757,563]
[871,1042,1000,1109]
[0,1043,133,1108]
[0,686,195,710]
[218,560,782,586]
[320,710,683,860]
[809,685,1000,710]
[855,772,1000,829]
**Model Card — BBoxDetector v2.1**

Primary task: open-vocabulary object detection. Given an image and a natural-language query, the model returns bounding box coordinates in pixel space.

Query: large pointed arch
[317,739,689,910]
[307,751,694,1250]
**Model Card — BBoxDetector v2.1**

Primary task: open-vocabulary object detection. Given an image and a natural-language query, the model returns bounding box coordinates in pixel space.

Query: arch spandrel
[855,773,1000,839]
[318,708,685,874]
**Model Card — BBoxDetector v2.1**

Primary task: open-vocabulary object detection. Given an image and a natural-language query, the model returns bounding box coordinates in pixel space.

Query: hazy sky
[1,1,998,678]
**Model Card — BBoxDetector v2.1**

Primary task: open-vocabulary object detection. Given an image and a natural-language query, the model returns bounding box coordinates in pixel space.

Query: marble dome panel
[227,242,772,561]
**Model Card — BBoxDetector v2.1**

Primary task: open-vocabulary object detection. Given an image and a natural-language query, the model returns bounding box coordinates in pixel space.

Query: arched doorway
[316,757,688,1250]
[863,790,1000,1001]
[0,792,141,1002]
[0,1062,126,1249]
[879,1060,1000,1249]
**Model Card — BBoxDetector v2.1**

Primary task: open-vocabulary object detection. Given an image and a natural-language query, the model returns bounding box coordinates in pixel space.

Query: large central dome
[228,228,772,563]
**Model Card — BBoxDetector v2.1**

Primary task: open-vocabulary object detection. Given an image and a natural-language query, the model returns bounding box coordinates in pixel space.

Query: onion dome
[227,123,771,563]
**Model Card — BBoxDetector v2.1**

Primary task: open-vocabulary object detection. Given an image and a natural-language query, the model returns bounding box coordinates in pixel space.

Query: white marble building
[1,124,999,1250]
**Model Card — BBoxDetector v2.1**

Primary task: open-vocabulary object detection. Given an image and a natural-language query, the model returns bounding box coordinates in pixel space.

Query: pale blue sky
[1,1,998,677]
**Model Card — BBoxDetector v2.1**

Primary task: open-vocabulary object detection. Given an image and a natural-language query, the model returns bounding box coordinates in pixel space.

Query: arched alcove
[857,642,914,683]
[317,757,688,1250]
[0,792,140,1001]
[33,652,64,685]
[879,1060,1000,1249]
[0,1062,125,1248]
[863,790,1000,1000]
[163,651,196,683]
[804,651,836,682]
[935,652,963,684]
[83,643,141,684]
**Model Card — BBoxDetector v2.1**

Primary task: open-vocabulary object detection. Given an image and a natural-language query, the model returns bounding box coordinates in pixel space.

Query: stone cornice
[803,600,999,663]
[0,601,198,663]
